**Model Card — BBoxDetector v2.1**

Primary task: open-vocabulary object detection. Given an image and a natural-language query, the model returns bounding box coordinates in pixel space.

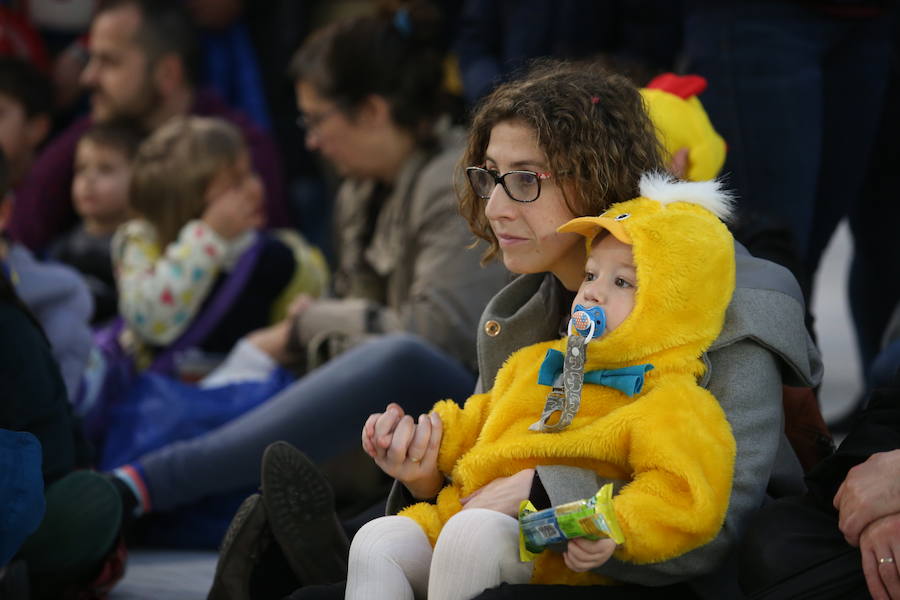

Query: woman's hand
[460,469,535,517]
[564,537,617,572]
[834,450,900,546]
[362,403,444,499]
[859,513,900,600]
[245,319,293,363]
[287,294,315,319]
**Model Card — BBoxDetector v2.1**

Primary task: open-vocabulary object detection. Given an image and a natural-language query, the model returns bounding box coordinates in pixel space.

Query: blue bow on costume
[537,349,654,397]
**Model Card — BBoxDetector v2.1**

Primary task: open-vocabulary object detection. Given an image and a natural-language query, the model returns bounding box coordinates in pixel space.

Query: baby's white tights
[345,508,534,600]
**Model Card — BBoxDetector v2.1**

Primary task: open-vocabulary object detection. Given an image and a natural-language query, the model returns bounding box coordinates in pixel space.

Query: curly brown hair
[459,59,664,263]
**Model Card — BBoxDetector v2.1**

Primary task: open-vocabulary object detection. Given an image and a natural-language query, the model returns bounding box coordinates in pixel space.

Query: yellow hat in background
[640,74,726,182]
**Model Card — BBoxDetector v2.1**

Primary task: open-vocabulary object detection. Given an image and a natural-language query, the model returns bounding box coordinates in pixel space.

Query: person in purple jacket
[7,0,288,253]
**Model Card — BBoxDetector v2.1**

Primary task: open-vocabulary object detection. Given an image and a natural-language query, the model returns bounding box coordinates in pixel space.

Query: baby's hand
[563,537,617,572]
[362,403,405,459]
[362,403,443,499]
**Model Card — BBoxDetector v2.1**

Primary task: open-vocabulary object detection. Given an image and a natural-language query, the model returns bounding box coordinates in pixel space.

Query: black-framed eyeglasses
[465,166,552,203]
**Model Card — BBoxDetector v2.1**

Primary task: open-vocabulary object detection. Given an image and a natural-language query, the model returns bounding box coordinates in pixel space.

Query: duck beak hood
[558,173,736,370]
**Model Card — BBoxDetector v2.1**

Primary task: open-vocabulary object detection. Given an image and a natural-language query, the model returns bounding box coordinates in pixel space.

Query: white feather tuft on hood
[638,172,735,223]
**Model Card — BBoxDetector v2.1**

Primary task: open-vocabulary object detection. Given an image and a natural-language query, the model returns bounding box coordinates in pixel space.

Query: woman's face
[483,121,585,290]
[295,81,379,179]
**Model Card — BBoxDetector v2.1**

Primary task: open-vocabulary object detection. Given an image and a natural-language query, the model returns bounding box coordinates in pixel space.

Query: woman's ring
[879,557,895,565]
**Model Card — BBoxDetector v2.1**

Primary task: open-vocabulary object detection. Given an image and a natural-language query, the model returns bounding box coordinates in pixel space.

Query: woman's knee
[360,334,443,370]
[356,334,473,399]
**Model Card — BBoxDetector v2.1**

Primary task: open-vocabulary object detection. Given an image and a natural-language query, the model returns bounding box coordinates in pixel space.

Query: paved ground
[108,222,864,598]
[110,550,218,599]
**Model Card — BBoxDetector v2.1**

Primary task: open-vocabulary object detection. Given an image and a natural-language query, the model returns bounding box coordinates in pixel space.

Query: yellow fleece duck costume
[399,173,737,586]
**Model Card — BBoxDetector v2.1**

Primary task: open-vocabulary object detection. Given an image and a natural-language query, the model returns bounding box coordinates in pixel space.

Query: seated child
[357,173,737,597]
[47,121,143,324]
[111,116,327,375]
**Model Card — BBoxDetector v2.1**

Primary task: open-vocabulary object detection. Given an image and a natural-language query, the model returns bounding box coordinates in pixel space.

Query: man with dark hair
[7,0,288,252]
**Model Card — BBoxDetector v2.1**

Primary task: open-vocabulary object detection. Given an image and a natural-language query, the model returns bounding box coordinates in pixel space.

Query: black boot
[208,494,274,600]
[260,442,349,586]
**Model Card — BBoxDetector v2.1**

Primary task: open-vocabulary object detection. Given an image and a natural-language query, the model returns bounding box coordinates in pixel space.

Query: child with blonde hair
[99,116,326,521]
[112,116,326,363]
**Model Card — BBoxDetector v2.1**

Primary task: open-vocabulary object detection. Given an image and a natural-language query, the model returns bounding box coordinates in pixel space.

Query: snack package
[518,483,625,562]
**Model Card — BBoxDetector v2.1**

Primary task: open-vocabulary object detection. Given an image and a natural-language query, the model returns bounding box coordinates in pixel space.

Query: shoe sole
[260,442,349,585]
[207,493,271,600]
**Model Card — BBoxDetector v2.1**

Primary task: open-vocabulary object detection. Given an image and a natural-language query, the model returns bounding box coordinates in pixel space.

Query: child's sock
[111,464,152,517]
[200,337,278,388]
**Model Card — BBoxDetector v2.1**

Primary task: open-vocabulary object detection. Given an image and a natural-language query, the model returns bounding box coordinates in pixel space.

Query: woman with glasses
[443,61,820,599]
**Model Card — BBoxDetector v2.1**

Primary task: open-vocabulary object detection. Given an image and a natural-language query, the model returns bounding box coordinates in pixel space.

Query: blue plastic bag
[99,367,295,470]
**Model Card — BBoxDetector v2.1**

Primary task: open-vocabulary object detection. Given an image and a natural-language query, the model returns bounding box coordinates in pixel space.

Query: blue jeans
[685,0,895,371]
[138,334,475,511]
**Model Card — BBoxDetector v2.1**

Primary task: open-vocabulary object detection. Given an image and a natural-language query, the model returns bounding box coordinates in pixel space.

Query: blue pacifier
[567,304,606,342]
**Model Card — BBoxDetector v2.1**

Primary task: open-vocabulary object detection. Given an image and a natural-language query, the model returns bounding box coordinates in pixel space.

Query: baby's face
[572,233,636,335]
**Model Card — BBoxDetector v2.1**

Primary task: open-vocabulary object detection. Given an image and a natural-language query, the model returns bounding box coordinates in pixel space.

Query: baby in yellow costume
[359,173,738,592]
